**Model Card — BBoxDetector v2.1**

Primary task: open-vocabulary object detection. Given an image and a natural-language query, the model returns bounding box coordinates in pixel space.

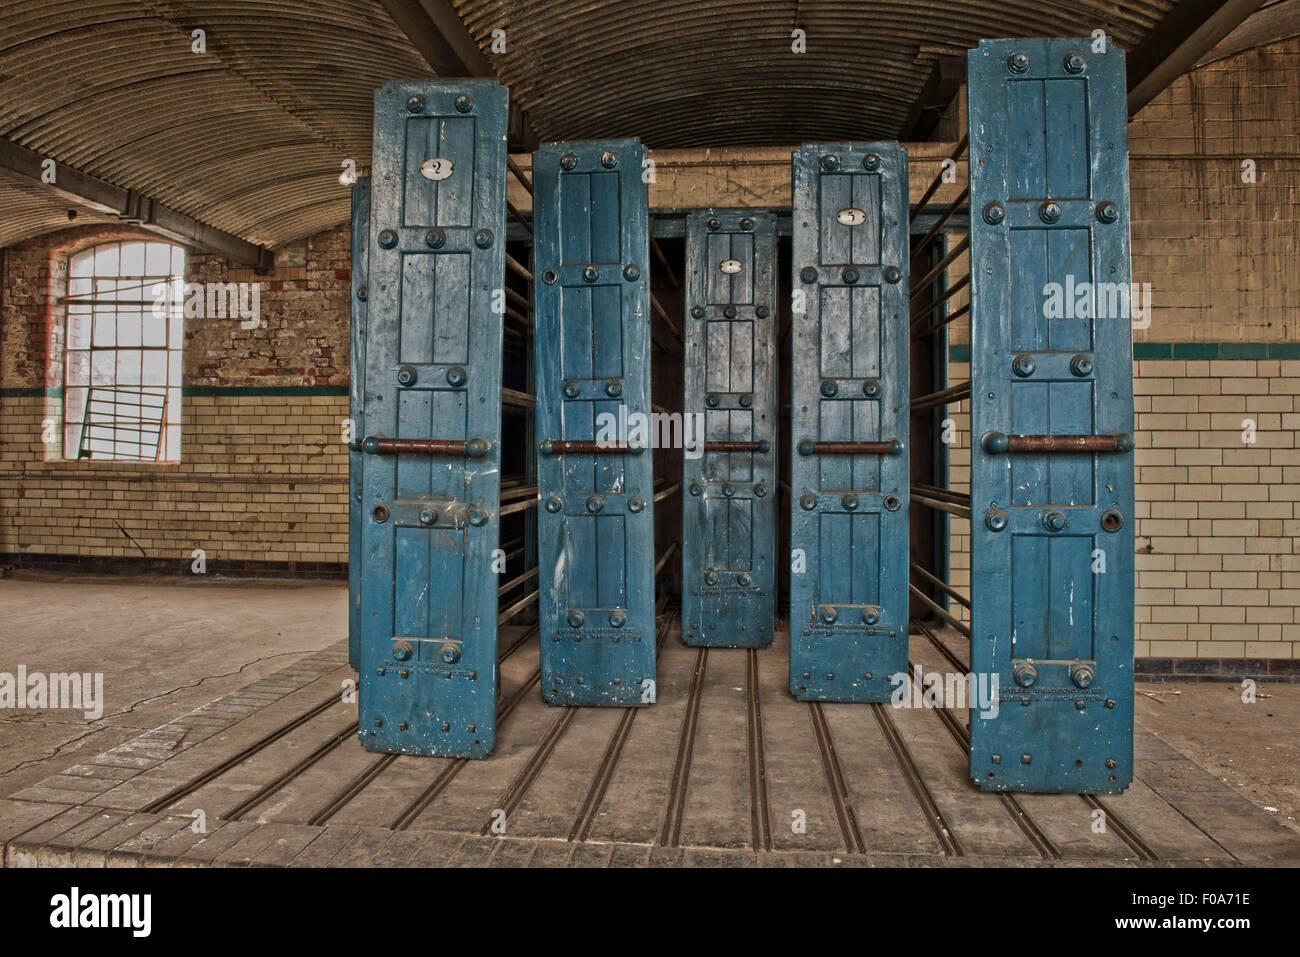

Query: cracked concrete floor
[0,571,345,799]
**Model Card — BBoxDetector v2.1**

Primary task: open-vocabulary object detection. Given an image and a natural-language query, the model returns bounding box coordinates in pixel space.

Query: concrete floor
[0,572,344,802]
[1,572,1298,861]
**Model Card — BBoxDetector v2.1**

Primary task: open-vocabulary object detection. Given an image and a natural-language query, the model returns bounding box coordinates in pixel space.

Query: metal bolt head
[738,573,752,586]
[1063,53,1086,74]
[1007,52,1030,74]
[1012,354,1036,377]
[441,721,450,731]
[820,379,838,397]
[991,754,1001,764]
[985,508,1008,532]
[756,306,769,319]
[419,506,437,526]
[691,305,705,319]
[356,285,367,302]
[545,496,562,513]
[563,379,581,398]
[397,365,418,387]
[861,606,880,625]
[372,503,390,523]
[474,228,494,248]
[605,379,622,397]
[392,640,413,661]
[705,393,720,408]
[542,269,557,284]
[609,611,626,627]
[862,152,881,171]
[406,94,426,113]
[707,217,721,232]
[440,642,460,664]
[689,483,703,496]
[468,508,487,526]
[1070,354,1093,377]
[601,151,618,168]
[1021,753,1033,765]
[842,494,858,511]
[1043,510,1068,533]
[842,267,859,284]
[623,263,640,281]
[582,265,599,282]
[800,494,818,511]
[704,570,719,586]
[425,228,445,248]
[1013,661,1037,687]
[884,494,902,511]
[883,266,902,284]
[821,154,840,172]
[1039,201,1062,224]
[754,483,767,497]
[454,93,474,113]
[1070,663,1096,688]
[722,483,735,498]
[446,365,467,387]
[586,496,603,513]
[560,152,577,170]
[374,717,384,727]
[862,379,881,398]
[982,202,1005,225]
[568,610,585,628]
[377,229,398,249]
[627,495,645,513]
[1096,201,1119,224]
[819,605,838,624]
[800,267,818,284]
[723,305,737,319]
[738,393,753,408]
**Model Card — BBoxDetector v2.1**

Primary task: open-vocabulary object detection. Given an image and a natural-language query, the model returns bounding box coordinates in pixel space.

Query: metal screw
[601,151,618,168]
[862,153,881,171]
[406,94,425,113]
[1039,201,1062,224]
[377,229,398,249]
[454,93,474,113]
[560,153,577,170]
[1007,52,1030,74]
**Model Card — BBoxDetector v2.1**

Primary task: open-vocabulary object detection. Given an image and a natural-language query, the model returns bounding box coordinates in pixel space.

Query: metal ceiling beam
[0,137,274,269]
[377,0,539,150]
[899,56,965,141]
[1126,0,1266,116]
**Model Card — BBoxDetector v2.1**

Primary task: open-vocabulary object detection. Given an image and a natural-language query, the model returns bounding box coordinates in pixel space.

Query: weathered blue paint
[358,80,508,757]
[967,38,1134,792]
[789,143,910,701]
[532,139,656,706]
[348,177,370,673]
[681,209,776,648]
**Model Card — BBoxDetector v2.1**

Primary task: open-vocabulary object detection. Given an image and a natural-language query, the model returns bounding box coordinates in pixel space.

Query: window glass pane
[142,350,167,385]
[117,350,142,386]
[69,249,94,278]
[67,307,91,349]
[91,350,115,385]
[168,351,182,387]
[93,242,119,276]
[145,242,170,275]
[171,246,185,275]
[68,277,92,299]
[117,307,143,348]
[92,310,116,347]
[65,350,90,386]
[142,308,167,348]
[121,241,145,277]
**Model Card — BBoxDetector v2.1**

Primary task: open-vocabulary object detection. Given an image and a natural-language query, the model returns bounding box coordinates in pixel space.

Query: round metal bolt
[1039,201,1062,224]
[821,154,840,171]
[722,484,735,498]
[356,285,367,302]
[419,507,437,526]
[582,265,599,283]
[982,202,1006,226]
[757,440,771,453]
[842,494,859,511]
[623,263,640,281]
[586,496,603,513]
[1070,354,1093,377]
[862,152,881,171]
[705,570,719,586]
[545,497,562,513]
[392,640,413,661]
[474,229,494,249]
[738,393,753,408]
[560,153,578,170]
[609,611,626,627]
[741,218,754,231]
[542,269,557,284]
[1100,508,1124,532]
[754,484,767,497]
[862,380,881,398]
[738,573,752,586]
[691,305,705,319]
[982,431,1009,453]
[563,379,581,398]
[689,483,703,496]
[723,305,737,319]
[378,229,398,249]
[454,93,474,113]
[705,393,720,408]
[424,228,446,248]
[1007,52,1030,74]
[883,266,902,284]
[568,610,585,628]
[797,439,815,456]
[446,365,467,387]
[1043,510,1068,532]
[1012,354,1036,378]
[601,151,618,168]
[468,508,487,527]
[627,495,645,513]
[1063,53,1086,74]
[820,605,838,623]
[985,507,1008,532]
[406,94,426,113]
[605,379,622,397]
[800,267,818,284]
[756,306,770,319]
[884,494,902,511]
[820,380,839,397]
[372,504,390,523]
[465,437,489,458]
[800,494,818,511]
[397,365,418,387]
[1096,201,1119,224]
[843,267,860,284]
[707,218,721,232]
[440,642,461,664]
[862,607,880,625]
[1070,663,1096,689]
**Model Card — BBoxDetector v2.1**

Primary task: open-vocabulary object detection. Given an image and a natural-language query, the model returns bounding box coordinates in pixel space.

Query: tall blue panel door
[533,140,655,706]
[358,80,508,757]
[790,144,909,702]
[349,177,370,673]
[682,209,776,648]
[968,39,1135,792]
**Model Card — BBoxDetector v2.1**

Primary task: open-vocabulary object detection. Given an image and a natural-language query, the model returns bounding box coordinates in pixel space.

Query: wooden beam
[899,55,965,141]
[1127,0,1266,117]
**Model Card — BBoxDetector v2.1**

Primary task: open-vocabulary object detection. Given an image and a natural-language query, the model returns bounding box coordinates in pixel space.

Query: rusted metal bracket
[981,432,1135,454]
[361,436,489,457]
[797,439,904,456]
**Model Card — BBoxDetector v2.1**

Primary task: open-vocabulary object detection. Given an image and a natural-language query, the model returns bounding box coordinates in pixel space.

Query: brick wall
[0,224,351,570]
[938,38,1300,666]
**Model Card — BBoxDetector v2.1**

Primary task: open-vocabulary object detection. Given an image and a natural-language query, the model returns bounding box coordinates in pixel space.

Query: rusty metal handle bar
[362,436,489,457]
[797,439,903,456]
[538,439,645,454]
[699,440,771,453]
[981,432,1134,454]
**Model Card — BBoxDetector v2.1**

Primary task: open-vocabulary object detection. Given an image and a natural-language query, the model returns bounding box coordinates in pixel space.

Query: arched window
[63,240,184,461]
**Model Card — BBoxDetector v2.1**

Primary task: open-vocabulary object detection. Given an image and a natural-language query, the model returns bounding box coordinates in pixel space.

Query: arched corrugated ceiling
[0,0,1283,252]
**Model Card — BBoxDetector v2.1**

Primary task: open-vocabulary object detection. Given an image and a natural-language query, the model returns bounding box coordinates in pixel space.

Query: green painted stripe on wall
[0,387,61,397]
[949,344,1300,361]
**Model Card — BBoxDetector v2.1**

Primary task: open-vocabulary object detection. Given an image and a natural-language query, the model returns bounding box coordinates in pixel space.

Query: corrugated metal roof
[0,0,1264,251]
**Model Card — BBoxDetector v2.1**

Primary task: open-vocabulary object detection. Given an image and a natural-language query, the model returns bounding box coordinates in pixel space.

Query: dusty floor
[1,571,1296,841]
[0,571,344,801]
